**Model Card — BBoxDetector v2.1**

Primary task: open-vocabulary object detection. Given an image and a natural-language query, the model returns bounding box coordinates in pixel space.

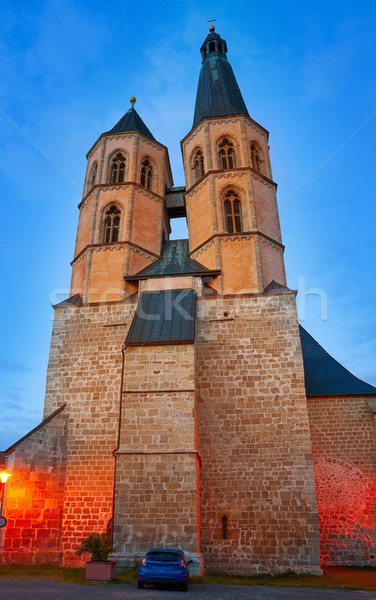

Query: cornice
[71,240,160,267]
[189,231,284,257]
[181,113,269,147]
[86,130,167,160]
[78,181,165,209]
[185,167,276,198]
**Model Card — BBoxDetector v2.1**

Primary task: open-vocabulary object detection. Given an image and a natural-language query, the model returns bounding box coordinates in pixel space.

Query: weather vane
[207,18,216,32]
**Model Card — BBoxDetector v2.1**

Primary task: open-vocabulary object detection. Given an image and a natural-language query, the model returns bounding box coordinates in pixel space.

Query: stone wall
[307,396,376,566]
[113,344,200,557]
[43,299,137,565]
[0,408,67,564]
[195,292,321,574]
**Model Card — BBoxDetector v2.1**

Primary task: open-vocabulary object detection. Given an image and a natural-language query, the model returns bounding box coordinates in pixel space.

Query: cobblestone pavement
[1,579,376,600]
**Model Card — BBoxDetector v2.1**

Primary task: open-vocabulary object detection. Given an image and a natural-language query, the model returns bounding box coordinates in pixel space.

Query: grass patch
[191,567,376,590]
[0,565,86,584]
[1,564,376,590]
[115,564,139,584]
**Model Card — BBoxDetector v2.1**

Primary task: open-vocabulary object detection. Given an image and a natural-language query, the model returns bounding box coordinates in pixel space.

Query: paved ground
[0,578,376,600]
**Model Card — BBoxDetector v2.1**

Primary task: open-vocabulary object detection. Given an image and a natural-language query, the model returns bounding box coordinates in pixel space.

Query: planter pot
[85,560,117,582]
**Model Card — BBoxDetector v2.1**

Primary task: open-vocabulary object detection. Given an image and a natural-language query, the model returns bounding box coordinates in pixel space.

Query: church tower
[70,99,172,303]
[181,27,285,295]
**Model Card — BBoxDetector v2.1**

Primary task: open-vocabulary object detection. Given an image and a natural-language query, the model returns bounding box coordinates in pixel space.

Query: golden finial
[130,96,136,105]
[207,18,216,32]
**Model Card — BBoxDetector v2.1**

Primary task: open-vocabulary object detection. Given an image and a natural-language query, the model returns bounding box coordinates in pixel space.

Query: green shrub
[75,533,114,562]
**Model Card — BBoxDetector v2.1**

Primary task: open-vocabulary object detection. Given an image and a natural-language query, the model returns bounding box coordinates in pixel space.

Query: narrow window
[209,41,216,52]
[192,149,204,182]
[110,153,126,183]
[251,144,264,173]
[218,139,236,170]
[88,163,97,190]
[140,160,152,190]
[224,200,233,233]
[221,515,228,540]
[118,162,125,182]
[103,205,121,243]
[234,200,242,232]
[104,217,112,243]
[224,190,242,233]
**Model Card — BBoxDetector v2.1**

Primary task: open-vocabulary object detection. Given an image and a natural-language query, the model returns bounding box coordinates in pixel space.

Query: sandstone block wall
[114,344,200,555]
[43,300,137,564]
[195,292,320,574]
[0,408,67,564]
[307,396,376,566]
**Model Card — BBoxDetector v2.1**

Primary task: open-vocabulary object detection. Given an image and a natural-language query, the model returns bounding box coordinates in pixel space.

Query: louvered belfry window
[104,205,121,243]
[251,144,264,173]
[219,139,236,170]
[110,153,126,183]
[140,160,152,190]
[192,149,204,182]
[224,189,242,233]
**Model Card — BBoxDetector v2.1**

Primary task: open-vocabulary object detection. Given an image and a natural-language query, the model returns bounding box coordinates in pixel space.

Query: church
[1,26,376,575]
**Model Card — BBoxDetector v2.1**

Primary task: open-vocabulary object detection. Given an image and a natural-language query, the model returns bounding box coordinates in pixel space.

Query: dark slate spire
[107,98,155,140]
[192,28,249,129]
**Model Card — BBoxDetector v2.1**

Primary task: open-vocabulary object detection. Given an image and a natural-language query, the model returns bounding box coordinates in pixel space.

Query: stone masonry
[0,407,67,564]
[307,396,376,566]
[196,292,320,573]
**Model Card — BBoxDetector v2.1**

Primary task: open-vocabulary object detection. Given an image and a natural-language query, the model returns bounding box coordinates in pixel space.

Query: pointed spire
[107,97,155,140]
[192,29,249,129]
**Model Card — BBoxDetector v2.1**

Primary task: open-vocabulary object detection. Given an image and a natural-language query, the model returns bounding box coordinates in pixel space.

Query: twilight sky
[0,0,375,449]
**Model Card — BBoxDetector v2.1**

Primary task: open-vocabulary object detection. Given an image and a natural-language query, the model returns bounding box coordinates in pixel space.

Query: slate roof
[125,289,196,345]
[107,106,155,140]
[193,32,249,128]
[299,325,376,397]
[125,239,219,280]
[264,280,292,293]
[54,293,82,307]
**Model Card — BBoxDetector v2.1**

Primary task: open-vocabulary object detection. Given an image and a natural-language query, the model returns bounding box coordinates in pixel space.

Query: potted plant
[76,533,116,581]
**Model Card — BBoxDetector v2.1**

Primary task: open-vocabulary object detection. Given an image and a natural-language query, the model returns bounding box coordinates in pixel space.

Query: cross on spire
[207,18,216,32]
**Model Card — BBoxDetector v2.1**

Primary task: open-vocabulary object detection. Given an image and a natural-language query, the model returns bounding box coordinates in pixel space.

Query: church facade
[1,28,376,575]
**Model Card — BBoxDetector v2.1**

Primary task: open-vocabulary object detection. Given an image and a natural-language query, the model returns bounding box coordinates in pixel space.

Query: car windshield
[146,552,181,562]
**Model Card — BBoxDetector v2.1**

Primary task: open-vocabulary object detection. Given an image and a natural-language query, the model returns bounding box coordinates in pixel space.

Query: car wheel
[137,581,144,589]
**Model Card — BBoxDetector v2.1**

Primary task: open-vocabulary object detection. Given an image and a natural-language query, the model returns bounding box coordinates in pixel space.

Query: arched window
[104,205,121,243]
[192,149,204,182]
[219,139,236,170]
[140,160,152,190]
[209,41,216,53]
[224,189,242,233]
[250,144,264,174]
[88,162,97,190]
[110,153,126,184]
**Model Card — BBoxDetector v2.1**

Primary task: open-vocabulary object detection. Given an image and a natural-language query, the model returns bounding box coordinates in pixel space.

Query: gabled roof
[192,31,249,129]
[299,325,376,397]
[125,289,196,345]
[264,280,292,293]
[54,293,82,307]
[4,405,66,454]
[125,239,220,280]
[107,106,155,140]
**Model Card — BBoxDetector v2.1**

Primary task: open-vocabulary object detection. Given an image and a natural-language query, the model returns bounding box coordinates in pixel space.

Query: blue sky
[0,1,375,449]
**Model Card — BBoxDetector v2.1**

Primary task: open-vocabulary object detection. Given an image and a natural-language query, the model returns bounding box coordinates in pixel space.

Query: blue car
[137,548,192,591]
